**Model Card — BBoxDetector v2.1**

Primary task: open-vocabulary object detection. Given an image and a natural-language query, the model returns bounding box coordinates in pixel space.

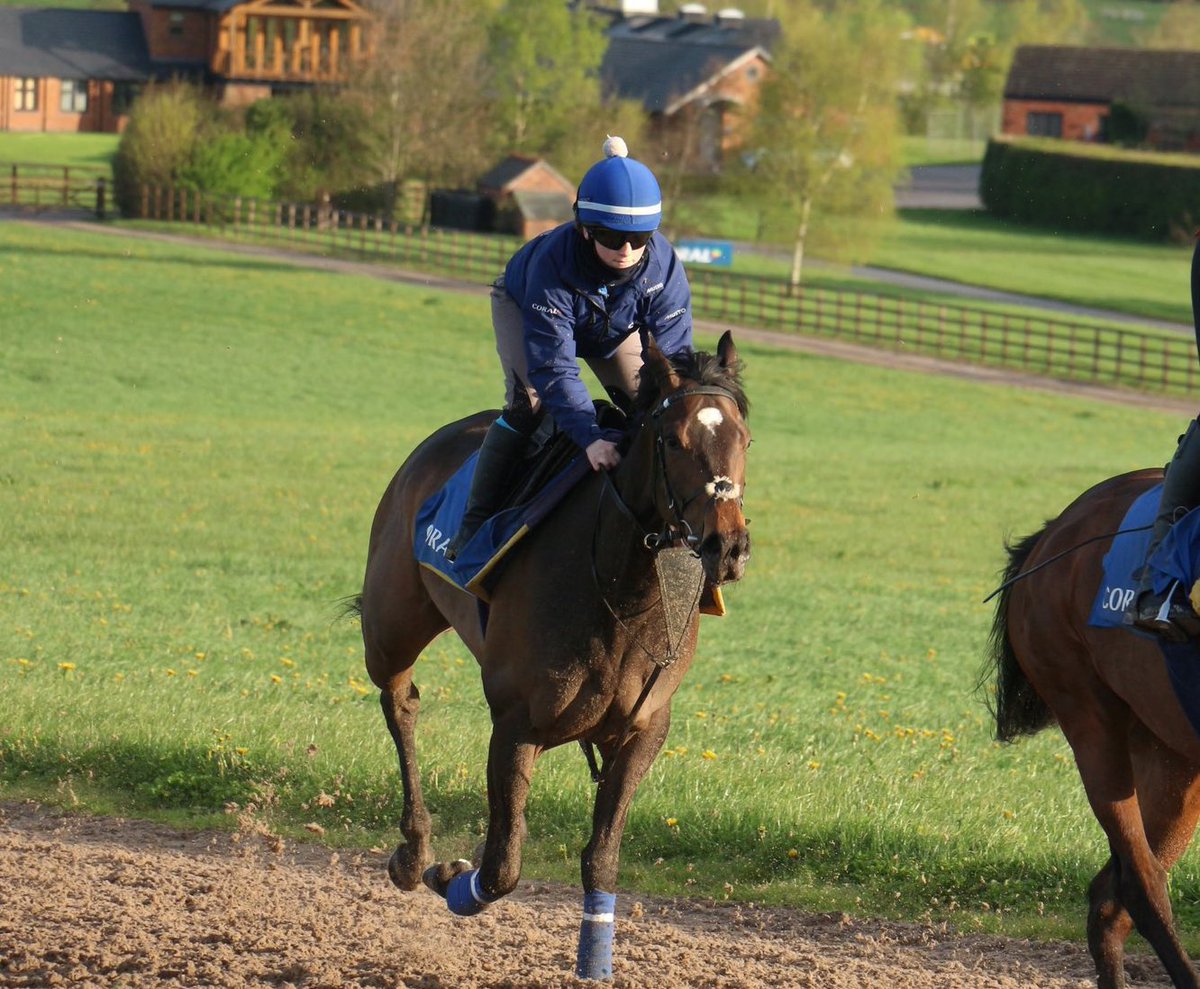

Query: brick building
[0,0,372,133]
[1003,44,1200,151]
[0,9,152,133]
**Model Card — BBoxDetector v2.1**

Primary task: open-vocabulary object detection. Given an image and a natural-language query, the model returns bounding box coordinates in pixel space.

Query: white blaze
[696,407,724,433]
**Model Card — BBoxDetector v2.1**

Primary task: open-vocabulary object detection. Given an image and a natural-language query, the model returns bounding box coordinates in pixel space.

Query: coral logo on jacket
[532,302,563,317]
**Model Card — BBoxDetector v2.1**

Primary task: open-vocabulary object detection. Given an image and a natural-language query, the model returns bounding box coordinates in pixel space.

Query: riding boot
[1127,416,1200,640]
[445,418,529,562]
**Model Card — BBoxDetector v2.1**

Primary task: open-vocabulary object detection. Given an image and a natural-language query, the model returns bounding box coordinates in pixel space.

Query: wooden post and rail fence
[3,164,1197,400]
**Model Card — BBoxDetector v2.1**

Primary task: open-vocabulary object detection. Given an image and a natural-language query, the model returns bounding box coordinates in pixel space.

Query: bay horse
[356,332,750,981]
[987,467,1200,988]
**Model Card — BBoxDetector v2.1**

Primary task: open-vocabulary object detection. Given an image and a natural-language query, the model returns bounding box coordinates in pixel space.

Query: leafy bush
[112,81,212,216]
[178,129,284,201]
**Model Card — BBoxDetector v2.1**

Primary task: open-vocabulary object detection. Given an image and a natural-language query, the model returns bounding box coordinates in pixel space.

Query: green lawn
[0,132,118,169]
[3,218,1198,953]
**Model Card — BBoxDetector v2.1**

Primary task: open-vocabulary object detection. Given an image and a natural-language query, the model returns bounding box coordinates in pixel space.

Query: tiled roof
[478,155,571,194]
[600,11,778,114]
[0,7,153,79]
[1006,45,1200,109]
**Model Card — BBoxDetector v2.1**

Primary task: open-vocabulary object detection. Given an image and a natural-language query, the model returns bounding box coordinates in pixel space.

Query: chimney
[715,8,746,29]
[679,3,707,24]
[618,0,659,13]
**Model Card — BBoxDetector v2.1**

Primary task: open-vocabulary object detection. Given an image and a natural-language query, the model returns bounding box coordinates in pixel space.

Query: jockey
[446,136,694,560]
[1126,238,1200,640]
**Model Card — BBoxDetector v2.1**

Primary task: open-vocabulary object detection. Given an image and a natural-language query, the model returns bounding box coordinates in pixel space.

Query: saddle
[413,404,624,600]
[1090,484,1200,634]
[413,400,725,615]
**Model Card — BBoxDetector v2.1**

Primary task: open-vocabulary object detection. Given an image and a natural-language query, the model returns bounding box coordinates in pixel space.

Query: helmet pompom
[603,135,629,159]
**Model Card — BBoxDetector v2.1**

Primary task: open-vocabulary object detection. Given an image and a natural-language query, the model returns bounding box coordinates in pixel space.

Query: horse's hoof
[387,845,429,891]
[422,858,473,897]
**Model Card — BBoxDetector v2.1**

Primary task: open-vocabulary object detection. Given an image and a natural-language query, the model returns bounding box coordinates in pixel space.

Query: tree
[739,2,905,290]
[347,0,493,218]
[485,0,607,162]
[1139,2,1200,49]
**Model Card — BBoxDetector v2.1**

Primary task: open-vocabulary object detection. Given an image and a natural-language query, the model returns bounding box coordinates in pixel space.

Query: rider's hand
[586,438,621,471]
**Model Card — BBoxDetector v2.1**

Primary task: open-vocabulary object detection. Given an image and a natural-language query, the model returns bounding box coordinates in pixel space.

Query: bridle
[643,384,744,551]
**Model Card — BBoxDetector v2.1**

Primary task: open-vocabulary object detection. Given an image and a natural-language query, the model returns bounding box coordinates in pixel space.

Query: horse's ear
[642,332,682,394]
[717,331,738,368]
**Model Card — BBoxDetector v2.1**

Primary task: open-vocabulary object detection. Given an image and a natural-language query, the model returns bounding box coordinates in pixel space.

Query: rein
[981,523,1152,603]
[579,384,737,784]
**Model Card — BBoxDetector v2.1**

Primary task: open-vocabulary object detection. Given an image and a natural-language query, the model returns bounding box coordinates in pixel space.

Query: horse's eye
[665,435,683,450]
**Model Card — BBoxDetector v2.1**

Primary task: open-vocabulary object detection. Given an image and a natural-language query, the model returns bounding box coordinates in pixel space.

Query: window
[1026,111,1063,138]
[15,78,37,112]
[169,11,185,36]
[60,79,88,113]
[113,81,140,116]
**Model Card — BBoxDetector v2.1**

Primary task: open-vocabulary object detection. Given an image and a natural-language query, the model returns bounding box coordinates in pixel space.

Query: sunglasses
[586,226,653,251]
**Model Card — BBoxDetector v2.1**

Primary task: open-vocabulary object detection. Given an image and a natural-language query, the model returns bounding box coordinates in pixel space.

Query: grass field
[4,217,1200,956]
[0,132,118,169]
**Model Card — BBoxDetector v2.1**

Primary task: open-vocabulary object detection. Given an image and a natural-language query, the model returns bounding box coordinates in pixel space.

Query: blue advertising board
[674,240,733,267]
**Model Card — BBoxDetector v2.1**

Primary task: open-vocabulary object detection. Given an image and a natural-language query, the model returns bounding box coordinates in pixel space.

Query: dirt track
[1,800,1176,989]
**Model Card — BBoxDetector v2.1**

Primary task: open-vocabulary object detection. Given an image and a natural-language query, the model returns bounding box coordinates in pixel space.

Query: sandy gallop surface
[0,801,1168,989]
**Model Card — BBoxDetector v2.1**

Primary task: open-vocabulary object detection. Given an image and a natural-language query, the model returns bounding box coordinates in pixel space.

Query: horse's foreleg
[1073,727,1200,989]
[1089,727,1200,989]
[425,716,537,917]
[576,707,672,982]
[380,676,433,891]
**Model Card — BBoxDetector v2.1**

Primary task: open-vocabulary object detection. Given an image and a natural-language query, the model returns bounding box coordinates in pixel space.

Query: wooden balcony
[211,3,369,84]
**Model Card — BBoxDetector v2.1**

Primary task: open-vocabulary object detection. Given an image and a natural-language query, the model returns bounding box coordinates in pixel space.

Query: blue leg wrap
[575,890,616,980]
[445,869,497,917]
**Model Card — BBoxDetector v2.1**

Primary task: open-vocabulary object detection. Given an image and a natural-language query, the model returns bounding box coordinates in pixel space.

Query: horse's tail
[984,528,1057,743]
[338,594,364,620]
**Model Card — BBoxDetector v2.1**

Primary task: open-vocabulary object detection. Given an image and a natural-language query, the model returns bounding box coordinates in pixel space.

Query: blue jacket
[503,222,694,449]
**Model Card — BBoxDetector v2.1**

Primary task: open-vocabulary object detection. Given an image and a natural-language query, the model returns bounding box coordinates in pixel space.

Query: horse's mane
[634,347,749,419]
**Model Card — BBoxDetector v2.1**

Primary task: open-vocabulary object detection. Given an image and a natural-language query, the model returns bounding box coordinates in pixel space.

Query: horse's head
[633,331,752,585]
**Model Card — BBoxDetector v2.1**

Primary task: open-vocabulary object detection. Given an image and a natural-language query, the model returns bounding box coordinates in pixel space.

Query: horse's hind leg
[377,671,434,890]
[1073,719,1200,989]
[363,587,449,892]
[1087,724,1200,989]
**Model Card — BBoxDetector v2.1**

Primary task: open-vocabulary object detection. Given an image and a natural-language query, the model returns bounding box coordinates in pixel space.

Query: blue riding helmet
[575,137,662,233]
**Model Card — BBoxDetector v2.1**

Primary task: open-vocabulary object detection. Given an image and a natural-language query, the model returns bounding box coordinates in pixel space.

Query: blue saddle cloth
[413,447,593,602]
[1089,482,1200,736]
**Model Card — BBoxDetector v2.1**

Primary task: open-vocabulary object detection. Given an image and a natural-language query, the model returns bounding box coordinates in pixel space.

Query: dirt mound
[0,801,1153,988]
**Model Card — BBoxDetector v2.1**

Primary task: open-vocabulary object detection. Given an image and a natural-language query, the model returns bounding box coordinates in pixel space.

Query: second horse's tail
[985,529,1056,743]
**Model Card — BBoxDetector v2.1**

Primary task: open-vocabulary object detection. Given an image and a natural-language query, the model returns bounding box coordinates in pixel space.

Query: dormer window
[169,11,184,36]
